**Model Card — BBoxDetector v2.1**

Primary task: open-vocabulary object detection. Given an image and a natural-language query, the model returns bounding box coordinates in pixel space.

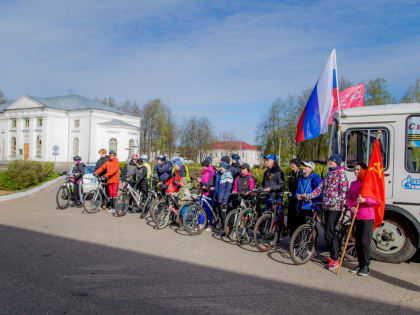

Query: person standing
[94,150,120,213]
[72,155,85,207]
[95,149,109,210]
[216,162,233,225]
[262,154,285,240]
[230,153,241,180]
[346,162,377,276]
[296,161,322,227]
[287,158,303,234]
[233,163,255,194]
[305,154,349,270]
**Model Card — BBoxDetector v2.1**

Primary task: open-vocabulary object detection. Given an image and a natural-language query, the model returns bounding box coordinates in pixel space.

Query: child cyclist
[94,150,120,213]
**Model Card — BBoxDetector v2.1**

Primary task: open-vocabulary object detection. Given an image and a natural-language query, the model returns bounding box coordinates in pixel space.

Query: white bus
[331,103,420,263]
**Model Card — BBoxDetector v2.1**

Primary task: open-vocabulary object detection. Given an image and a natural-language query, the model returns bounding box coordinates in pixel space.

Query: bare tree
[179,116,214,161]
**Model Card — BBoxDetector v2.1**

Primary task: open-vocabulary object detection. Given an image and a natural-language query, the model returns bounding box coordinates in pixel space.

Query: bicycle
[289,203,357,265]
[56,172,76,209]
[253,192,291,252]
[182,191,221,236]
[114,180,147,217]
[224,193,256,241]
[139,177,163,219]
[82,176,108,214]
[234,190,268,245]
[151,192,189,229]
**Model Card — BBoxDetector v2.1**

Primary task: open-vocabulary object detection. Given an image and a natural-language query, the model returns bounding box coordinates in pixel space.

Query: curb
[0,176,65,202]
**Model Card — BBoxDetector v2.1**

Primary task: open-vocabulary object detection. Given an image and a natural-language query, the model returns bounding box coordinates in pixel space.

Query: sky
[1,0,419,144]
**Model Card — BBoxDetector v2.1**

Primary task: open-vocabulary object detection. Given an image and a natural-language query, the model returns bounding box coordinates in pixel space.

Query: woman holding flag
[346,162,378,276]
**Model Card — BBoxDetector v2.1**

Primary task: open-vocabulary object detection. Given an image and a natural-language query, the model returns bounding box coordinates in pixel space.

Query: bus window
[406,115,420,172]
[345,128,389,170]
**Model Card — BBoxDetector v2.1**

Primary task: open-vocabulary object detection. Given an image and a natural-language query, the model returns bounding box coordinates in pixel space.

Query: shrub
[0,161,55,190]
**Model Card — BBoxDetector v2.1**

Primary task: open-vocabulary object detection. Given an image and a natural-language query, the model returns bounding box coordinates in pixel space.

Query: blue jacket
[156,161,173,183]
[296,173,322,210]
[216,170,233,204]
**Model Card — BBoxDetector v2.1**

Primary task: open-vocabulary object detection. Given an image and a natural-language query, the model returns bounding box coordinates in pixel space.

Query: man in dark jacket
[121,154,139,185]
[156,155,173,190]
[72,155,85,207]
[135,157,149,195]
[262,154,285,242]
[230,153,241,180]
[288,157,303,234]
[95,149,109,174]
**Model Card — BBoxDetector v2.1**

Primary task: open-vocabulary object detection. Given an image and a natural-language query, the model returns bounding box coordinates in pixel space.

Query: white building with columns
[0,95,140,163]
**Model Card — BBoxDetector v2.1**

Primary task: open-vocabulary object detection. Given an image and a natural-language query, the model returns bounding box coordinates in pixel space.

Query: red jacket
[94,158,120,184]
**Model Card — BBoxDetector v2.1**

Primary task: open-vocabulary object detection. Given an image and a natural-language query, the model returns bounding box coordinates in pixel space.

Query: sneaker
[327,259,339,270]
[204,227,212,232]
[350,266,361,274]
[358,266,370,276]
[324,257,333,266]
[199,224,204,230]
[108,208,115,213]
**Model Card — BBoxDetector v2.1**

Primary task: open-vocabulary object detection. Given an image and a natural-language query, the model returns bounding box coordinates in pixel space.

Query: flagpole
[335,49,342,157]
[336,202,359,275]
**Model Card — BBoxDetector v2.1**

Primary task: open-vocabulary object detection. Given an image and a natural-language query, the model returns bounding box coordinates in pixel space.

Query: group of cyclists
[68,148,375,277]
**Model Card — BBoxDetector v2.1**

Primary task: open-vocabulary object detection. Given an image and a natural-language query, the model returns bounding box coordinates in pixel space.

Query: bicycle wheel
[151,200,172,229]
[56,186,71,209]
[139,194,152,219]
[83,190,102,214]
[235,208,257,245]
[183,205,207,236]
[340,221,358,262]
[254,213,279,252]
[289,224,318,265]
[224,209,239,240]
[115,192,129,217]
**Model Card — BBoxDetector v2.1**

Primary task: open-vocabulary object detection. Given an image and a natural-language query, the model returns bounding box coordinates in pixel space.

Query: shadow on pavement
[0,224,418,314]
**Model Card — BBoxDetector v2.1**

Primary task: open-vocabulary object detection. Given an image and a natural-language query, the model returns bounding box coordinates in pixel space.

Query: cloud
[0,0,419,143]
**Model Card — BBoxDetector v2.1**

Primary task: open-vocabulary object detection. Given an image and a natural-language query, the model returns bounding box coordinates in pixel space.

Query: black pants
[288,198,298,233]
[355,219,374,268]
[324,210,341,260]
[73,181,82,204]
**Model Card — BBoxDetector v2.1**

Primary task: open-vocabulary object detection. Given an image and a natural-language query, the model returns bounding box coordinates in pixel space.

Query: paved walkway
[0,180,419,314]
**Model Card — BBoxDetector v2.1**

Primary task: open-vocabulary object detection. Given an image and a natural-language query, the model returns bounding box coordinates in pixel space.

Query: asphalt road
[0,180,419,314]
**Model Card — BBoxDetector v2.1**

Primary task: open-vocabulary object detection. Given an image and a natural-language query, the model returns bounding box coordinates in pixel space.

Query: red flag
[329,83,364,124]
[360,138,386,230]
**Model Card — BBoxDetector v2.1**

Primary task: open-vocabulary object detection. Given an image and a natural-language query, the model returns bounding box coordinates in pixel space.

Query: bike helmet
[109,150,116,155]
[231,153,240,161]
[73,155,81,161]
[140,154,148,162]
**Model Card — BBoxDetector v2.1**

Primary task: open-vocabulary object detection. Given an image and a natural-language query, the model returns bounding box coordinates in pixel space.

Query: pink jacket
[346,178,378,220]
[233,171,255,193]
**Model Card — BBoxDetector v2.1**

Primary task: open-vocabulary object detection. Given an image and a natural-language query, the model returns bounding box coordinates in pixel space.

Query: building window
[109,138,117,154]
[242,152,245,158]
[128,139,135,156]
[11,137,16,157]
[11,119,17,128]
[36,136,42,158]
[24,118,30,128]
[74,119,80,128]
[344,128,389,170]
[73,137,79,156]
[406,115,420,172]
[37,118,43,127]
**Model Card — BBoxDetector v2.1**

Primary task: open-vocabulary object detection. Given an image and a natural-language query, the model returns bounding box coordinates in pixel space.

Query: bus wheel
[371,212,418,263]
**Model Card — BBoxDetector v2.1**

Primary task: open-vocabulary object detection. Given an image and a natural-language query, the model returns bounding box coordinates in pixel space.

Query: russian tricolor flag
[296,49,338,144]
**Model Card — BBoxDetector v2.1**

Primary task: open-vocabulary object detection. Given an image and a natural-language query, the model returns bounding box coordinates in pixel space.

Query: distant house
[209,141,261,167]
[0,95,140,163]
